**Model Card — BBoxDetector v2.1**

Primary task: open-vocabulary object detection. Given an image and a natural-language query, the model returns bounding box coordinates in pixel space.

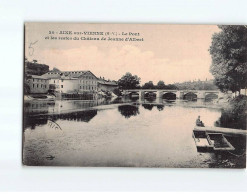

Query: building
[42,70,99,94]
[58,76,78,94]
[78,71,98,92]
[42,69,62,92]
[97,79,118,92]
[27,75,49,94]
[240,88,247,96]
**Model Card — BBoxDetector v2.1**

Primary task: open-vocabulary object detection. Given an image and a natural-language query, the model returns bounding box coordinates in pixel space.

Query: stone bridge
[123,89,232,100]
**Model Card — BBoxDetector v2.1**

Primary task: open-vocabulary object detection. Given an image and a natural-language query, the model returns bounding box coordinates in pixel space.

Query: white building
[42,70,100,94]
[57,76,78,94]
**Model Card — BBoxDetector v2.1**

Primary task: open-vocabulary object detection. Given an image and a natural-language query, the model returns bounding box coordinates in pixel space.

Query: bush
[216,95,247,129]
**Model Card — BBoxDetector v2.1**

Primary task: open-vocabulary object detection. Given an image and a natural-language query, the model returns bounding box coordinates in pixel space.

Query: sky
[25,23,220,84]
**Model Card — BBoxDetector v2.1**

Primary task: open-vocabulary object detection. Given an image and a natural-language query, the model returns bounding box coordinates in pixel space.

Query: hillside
[25,61,49,76]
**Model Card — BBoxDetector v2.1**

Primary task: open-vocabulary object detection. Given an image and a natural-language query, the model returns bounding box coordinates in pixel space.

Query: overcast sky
[25,23,220,84]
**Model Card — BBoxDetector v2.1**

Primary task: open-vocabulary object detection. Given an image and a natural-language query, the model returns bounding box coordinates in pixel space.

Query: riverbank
[216,95,247,130]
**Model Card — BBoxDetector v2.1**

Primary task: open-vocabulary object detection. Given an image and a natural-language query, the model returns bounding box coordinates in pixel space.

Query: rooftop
[42,70,95,79]
[98,79,118,86]
[31,75,49,80]
[41,70,118,85]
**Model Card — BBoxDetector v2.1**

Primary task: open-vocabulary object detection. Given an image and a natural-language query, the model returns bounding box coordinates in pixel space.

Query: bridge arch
[162,92,176,100]
[144,91,157,98]
[129,92,140,99]
[183,92,197,101]
[205,93,218,101]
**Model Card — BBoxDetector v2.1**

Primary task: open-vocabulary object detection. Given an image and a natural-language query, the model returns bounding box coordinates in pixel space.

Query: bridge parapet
[123,89,225,99]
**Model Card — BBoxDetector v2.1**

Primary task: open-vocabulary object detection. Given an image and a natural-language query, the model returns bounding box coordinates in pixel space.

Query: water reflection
[157,105,164,111]
[142,104,154,111]
[24,97,124,115]
[23,96,246,168]
[24,110,97,129]
[24,117,48,130]
[118,105,140,118]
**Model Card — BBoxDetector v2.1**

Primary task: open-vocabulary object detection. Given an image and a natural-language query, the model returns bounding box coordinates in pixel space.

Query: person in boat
[196,116,204,127]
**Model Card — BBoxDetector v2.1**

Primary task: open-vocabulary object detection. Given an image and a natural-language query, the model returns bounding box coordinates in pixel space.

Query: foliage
[141,80,178,90]
[215,95,247,129]
[174,80,217,90]
[52,67,61,72]
[142,81,155,89]
[25,57,49,76]
[118,72,141,90]
[156,80,166,89]
[165,84,178,90]
[209,25,247,93]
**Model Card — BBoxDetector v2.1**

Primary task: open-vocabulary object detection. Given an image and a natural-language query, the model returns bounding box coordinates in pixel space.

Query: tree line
[174,80,218,90]
[117,72,219,91]
[117,72,177,90]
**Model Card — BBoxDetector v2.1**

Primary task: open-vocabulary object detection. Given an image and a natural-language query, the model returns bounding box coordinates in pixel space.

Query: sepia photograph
[23,23,247,168]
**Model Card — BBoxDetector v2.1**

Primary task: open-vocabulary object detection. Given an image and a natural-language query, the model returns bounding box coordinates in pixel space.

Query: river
[23,97,246,168]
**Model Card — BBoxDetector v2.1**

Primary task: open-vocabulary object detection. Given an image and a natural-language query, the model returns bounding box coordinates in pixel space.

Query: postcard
[23,23,246,168]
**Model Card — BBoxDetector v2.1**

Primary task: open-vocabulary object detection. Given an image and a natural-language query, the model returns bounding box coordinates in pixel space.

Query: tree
[165,84,178,90]
[156,80,166,89]
[52,67,61,72]
[209,25,247,93]
[24,83,30,94]
[118,72,141,90]
[142,81,155,89]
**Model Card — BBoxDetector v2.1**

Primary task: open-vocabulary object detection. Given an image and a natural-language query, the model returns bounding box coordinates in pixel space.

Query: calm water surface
[23,97,246,168]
